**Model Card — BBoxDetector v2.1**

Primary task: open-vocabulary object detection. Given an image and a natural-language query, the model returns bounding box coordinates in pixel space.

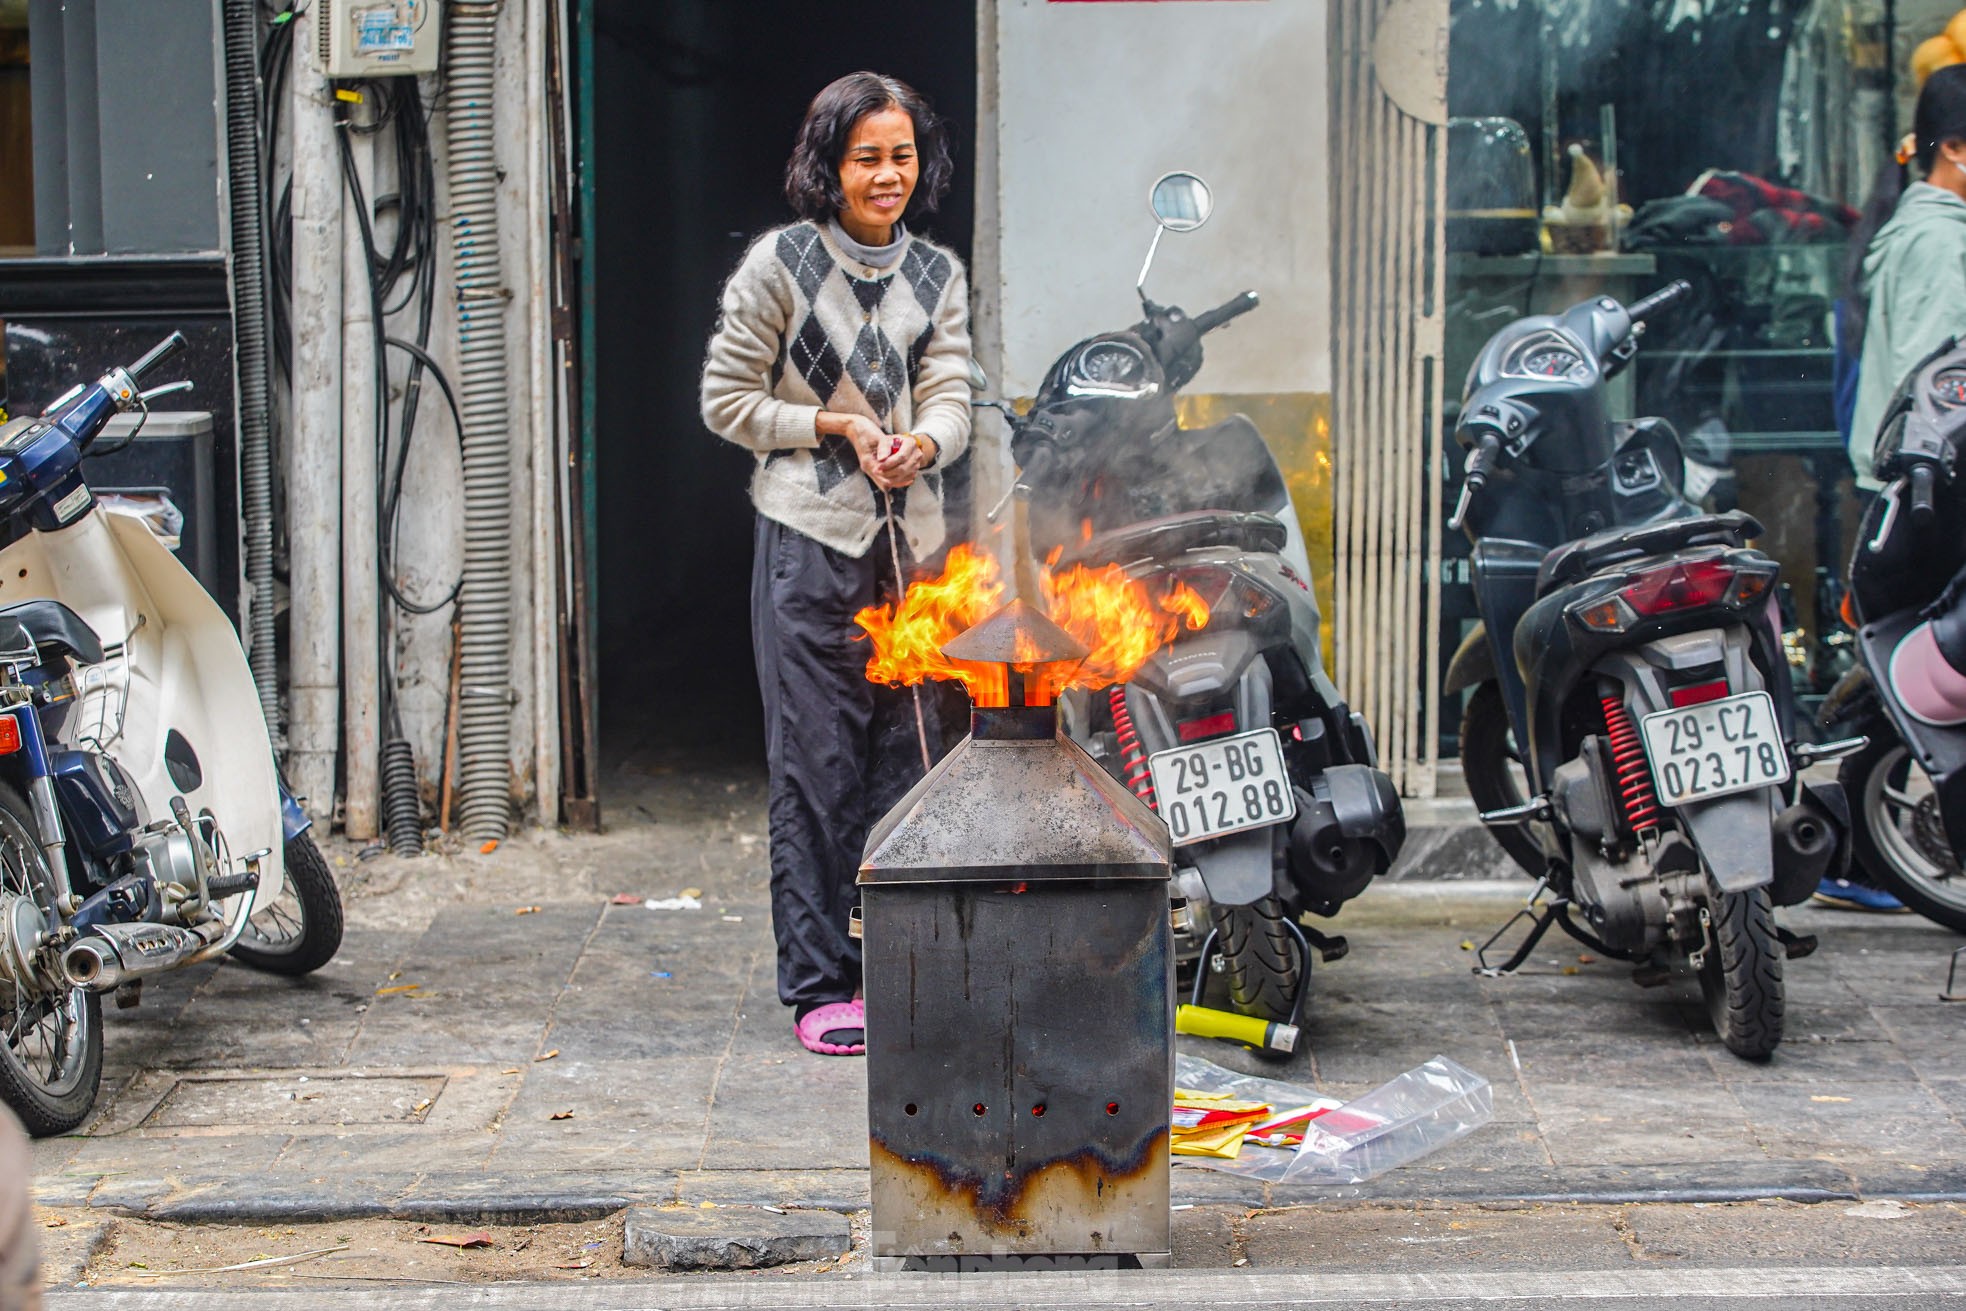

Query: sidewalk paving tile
[488,1055,720,1170]
[1732,1081,1959,1165]
[1701,1035,1917,1085]
[699,1051,868,1171]
[675,1169,871,1211]
[268,1129,496,1177]
[1529,1081,1759,1167]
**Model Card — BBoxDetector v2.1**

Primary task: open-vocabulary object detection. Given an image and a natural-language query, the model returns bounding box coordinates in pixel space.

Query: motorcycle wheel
[1840,718,1966,933]
[1209,897,1303,1036]
[1459,681,1549,879]
[1696,877,1785,1062]
[0,782,103,1137]
[228,832,344,976]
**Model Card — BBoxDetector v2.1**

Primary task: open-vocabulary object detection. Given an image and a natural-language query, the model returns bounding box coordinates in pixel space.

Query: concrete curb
[35,1162,1966,1227]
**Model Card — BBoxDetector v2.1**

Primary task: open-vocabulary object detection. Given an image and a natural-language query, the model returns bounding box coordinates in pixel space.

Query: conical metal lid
[940,598,1088,665]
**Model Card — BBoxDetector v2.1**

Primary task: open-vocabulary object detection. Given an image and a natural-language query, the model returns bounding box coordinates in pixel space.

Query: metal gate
[1328,0,1449,798]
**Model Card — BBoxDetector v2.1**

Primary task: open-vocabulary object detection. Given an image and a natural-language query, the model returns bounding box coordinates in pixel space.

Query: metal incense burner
[859,599,1175,1269]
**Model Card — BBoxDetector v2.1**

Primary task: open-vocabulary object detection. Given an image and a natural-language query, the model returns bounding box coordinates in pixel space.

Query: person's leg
[751,516,878,1045]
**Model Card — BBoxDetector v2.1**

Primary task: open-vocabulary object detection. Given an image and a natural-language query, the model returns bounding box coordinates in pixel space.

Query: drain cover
[145,1074,446,1127]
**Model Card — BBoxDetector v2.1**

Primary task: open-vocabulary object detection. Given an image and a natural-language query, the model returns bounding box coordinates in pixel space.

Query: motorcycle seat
[0,600,104,668]
[1535,509,1763,597]
[1060,510,1289,568]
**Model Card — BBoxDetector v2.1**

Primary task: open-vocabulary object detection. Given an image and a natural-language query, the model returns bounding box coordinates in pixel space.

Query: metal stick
[881,482,934,773]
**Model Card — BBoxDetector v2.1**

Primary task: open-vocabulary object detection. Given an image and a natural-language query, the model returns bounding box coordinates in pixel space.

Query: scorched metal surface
[859,601,1175,1266]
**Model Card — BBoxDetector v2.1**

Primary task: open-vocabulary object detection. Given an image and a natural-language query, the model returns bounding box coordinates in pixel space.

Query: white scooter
[0,333,339,1135]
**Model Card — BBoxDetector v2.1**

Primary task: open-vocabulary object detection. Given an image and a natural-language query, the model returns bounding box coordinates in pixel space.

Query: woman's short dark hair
[1916,64,1966,172]
[784,72,953,224]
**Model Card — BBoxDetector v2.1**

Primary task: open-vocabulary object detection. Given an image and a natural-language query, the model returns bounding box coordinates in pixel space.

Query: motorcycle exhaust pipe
[60,920,227,992]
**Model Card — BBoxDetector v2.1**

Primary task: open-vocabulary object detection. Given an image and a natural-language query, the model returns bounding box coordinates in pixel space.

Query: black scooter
[994,172,1404,1034]
[1449,283,1856,1060]
[1825,337,1966,933]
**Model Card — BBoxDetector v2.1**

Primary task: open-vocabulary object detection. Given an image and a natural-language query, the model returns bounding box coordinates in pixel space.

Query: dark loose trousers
[751,513,942,1009]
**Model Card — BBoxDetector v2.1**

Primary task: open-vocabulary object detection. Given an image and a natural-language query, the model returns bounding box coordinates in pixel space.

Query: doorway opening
[588,2,976,789]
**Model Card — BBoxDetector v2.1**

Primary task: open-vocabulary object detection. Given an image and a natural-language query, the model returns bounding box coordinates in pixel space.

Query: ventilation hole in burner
[1106,1101,1120,1116]
[972,1103,987,1117]
[904,1103,918,1116]
[1031,1104,1046,1117]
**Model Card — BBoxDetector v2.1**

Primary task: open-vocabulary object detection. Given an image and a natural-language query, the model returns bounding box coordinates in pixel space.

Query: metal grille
[1328,0,1448,798]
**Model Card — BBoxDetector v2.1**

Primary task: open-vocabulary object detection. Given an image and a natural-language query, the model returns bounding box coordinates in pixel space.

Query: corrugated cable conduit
[444,1,515,840]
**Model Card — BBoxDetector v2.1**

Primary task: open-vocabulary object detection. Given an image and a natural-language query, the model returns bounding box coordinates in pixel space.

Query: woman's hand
[819,412,934,490]
[875,432,937,489]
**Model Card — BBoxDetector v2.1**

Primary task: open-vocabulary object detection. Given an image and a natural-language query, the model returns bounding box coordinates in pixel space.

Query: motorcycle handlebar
[1190,291,1259,335]
[1447,429,1503,533]
[1625,280,1691,325]
[1910,461,1938,526]
[127,331,187,383]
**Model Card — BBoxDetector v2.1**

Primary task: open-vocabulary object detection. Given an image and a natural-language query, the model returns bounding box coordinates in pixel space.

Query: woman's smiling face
[837,105,918,246]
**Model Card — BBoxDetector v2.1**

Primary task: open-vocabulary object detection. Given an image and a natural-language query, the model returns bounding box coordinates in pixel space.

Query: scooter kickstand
[1473,879,1559,977]
[1944,945,1966,1003]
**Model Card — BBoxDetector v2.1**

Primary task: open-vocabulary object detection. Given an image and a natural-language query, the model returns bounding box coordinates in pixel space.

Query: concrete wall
[360,0,555,824]
[989,0,1332,399]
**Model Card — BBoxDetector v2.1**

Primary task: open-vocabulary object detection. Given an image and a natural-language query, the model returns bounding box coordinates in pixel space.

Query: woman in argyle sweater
[701,72,972,1056]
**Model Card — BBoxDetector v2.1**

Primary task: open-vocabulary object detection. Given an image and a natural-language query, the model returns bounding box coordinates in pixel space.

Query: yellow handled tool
[1176,1003,1299,1055]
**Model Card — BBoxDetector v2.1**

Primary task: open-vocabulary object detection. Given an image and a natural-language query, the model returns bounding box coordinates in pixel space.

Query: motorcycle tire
[0,781,104,1137]
[1459,681,1549,880]
[228,831,344,976]
[1697,876,1785,1062]
[1209,897,1303,1040]
[1839,716,1966,933]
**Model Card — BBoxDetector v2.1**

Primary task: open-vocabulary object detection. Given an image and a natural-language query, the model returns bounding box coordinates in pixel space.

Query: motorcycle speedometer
[1065,341,1155,398]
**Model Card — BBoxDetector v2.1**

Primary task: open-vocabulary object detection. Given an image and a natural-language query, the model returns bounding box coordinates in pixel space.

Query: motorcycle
[1449,283,1857,1060]
[995,172,1405,1038]
[0,334,341,1135]
[1824,336,1966,932]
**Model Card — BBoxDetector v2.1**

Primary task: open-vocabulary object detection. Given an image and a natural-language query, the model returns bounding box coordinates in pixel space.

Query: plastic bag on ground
[1173,1051,1493,1184]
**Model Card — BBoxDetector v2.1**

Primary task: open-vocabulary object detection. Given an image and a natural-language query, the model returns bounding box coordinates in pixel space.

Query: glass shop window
[1438,0,1896,757]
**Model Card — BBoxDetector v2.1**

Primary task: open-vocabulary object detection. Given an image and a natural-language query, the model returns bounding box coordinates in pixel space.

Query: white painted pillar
[285,39,344,823]
[341,126,381,840]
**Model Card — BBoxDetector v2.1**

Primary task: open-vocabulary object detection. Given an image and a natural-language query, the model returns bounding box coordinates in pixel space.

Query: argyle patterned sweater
[701,221,973,559]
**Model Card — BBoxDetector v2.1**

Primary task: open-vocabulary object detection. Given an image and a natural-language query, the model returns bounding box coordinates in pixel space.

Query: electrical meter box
[315,0,441,78]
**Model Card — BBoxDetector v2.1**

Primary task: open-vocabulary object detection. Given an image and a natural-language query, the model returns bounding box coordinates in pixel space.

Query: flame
[855,543,1007,702]
[855,543,1211,707]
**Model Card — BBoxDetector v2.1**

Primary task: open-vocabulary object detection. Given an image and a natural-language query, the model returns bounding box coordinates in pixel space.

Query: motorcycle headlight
[1065,341,1157,399]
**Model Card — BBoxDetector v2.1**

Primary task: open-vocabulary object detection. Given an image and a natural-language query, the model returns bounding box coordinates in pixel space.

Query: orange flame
[855,543,1007,702]
[854,543,1211,707]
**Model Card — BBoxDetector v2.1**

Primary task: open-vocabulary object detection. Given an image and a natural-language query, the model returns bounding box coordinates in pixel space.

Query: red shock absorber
[1110,686,1157,809]
[1600,694,1661,838]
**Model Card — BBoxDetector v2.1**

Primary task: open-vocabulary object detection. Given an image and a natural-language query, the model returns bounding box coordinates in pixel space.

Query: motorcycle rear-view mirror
[967,358,990,392]
[1150,171,1212,232]
[1139,171,1213,297]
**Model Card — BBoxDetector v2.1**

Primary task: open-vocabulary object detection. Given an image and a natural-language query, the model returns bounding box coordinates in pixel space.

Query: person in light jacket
[1850,65,1966,489]
[700,72,972,1056]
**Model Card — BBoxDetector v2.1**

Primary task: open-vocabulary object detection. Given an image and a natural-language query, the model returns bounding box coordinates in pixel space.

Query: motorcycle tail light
[1573,556,1778,634]
[1669,678,1730,707]
[1573,595,1639,633]
[1166,564,1279,622]
[1178,711,1238,742]
[1622,558,1738,615]
[0,717,22,755]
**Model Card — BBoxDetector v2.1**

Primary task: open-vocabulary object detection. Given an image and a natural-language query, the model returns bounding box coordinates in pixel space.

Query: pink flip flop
[795,1000,866,1056]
